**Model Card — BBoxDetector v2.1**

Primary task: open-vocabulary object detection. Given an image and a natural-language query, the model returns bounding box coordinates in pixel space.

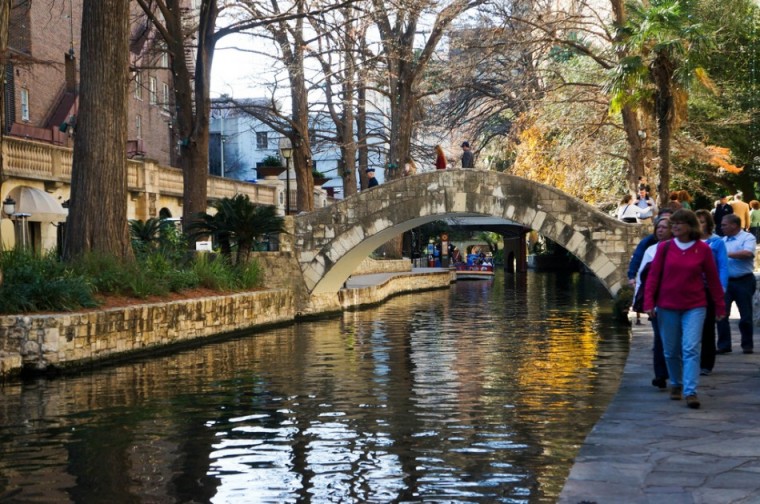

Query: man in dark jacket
[714,195,733,236]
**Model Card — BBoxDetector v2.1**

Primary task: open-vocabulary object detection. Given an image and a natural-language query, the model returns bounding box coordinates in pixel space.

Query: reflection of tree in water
[0,276,627,502]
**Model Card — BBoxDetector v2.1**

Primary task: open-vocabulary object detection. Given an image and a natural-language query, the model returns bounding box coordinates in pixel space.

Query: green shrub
[0,250,97,314]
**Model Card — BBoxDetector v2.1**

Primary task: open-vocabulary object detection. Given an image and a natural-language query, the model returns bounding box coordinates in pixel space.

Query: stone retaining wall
[0,290,294,378]
[351,258,412,275]
[338,270,454,309]
[0,269,453,379]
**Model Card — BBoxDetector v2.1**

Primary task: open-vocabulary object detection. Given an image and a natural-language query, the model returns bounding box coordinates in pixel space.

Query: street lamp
[2,196,15,217]
[279,137,293,215]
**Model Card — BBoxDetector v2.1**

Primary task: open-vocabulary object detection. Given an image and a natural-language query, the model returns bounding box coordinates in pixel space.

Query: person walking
[716,214,757,354]
[749,200,760,240]
[729,192,750,231]
[461,141,474,168]
[714,195,733,236]
[634,215,672,388]
[435,145,447,170]
[695,210,729,376]
[677,190,693,210]
[644,209,726,409]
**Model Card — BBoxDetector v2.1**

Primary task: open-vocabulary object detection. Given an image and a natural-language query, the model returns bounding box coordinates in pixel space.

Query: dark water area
[0,271,630,503]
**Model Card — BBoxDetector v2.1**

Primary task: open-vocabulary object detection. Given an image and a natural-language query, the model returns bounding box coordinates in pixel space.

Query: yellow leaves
[694,67,719,96]
[707,145,743,174]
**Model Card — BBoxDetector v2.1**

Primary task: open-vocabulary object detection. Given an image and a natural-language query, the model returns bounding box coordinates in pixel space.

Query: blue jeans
[717,275,756,351]
[657,307,706,397]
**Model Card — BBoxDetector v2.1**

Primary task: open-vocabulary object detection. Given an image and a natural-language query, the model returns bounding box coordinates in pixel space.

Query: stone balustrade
[1,136,278,215]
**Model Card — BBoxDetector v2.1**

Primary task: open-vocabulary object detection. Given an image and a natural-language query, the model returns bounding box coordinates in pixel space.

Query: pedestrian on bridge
[461,141,474,168]
[435,145,447,170]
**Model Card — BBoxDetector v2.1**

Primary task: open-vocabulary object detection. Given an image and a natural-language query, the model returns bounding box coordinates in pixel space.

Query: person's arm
[714,240,729,290]
[728,233,757,259]
[643,242,666,316]
[628,235,654,281]
[704,247,727,319]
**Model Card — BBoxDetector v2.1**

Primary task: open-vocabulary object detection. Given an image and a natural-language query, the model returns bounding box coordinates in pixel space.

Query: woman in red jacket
[435,145,447,170]
[644,209,726,409]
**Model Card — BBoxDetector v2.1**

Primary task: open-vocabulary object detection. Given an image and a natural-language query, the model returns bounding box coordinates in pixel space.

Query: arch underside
[295,171,636,297]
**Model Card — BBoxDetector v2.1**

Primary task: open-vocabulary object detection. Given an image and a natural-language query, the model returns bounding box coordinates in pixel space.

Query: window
[256,132,268,149]
[134,72,142,100]
[20,88,29,121]
[149,77,157,104]
[161,52,169,68]
[136,114,142,138]
[162,82,170,109]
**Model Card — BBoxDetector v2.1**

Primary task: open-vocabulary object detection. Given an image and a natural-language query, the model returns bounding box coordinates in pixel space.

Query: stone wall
[0,290,294,378]
[351,258,412,275]
[0,268,455,378]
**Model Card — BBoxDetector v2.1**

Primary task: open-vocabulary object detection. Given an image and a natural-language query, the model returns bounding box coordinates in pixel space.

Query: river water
[0,271,629,503]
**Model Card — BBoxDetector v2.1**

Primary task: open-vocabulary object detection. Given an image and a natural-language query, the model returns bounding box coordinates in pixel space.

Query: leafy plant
[261,155,283,167]
[186,195,286,265]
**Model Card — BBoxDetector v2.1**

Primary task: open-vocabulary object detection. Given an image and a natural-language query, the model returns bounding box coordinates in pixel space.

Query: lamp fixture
[279,137,293,160]
[2,196,15,217]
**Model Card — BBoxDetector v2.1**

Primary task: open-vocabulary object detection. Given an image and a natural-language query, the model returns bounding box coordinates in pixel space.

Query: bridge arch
[294,170,646,296]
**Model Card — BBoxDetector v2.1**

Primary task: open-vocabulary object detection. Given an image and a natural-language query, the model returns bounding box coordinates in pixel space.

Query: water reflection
[0,271,628,503]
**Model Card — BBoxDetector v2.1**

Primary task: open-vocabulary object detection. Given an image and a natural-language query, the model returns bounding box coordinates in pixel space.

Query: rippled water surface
[0,271,629,503]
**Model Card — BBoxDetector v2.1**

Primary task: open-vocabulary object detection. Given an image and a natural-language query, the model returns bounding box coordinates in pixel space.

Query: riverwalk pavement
[559,309,760,504]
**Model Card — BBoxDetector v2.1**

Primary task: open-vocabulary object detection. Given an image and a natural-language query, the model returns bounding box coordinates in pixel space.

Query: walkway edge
[558,313,760,503]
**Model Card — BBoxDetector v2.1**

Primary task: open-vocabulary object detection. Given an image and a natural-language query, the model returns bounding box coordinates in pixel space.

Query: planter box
[256,166,286,178]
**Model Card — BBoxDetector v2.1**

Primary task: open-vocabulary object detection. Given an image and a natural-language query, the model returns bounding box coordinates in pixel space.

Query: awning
[7,186,68,222]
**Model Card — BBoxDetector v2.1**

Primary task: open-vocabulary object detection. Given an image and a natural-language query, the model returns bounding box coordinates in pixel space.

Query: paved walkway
[559,312,760,503]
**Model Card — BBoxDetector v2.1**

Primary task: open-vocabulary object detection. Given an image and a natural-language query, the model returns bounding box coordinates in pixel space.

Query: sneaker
[716,348,732,354]
[670,386,682,400]
[743,348,754,354]
[700,369,711,376]
[685,395,701,409]
[651,377,667,389]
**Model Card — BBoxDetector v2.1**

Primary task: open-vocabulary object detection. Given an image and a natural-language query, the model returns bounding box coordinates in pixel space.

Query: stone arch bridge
[293,170,647,298]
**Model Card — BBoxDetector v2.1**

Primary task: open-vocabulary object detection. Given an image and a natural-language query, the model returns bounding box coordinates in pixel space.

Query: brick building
[5,0,178,166]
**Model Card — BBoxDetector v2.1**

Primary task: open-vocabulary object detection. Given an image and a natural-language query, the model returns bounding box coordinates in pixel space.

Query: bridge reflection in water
[0,271,629,503]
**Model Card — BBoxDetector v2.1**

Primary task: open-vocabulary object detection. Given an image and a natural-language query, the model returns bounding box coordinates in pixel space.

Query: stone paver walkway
[559,312,760,504]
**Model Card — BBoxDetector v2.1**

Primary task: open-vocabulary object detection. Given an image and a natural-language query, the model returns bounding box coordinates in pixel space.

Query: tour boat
[454,262,495,281]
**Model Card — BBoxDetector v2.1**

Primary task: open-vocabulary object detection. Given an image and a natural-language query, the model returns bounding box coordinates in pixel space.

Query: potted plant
[256,156,286,178]
[312,169,329,186]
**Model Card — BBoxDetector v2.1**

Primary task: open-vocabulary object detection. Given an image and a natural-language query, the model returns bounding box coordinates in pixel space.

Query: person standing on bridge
[435,145,447,170]
[366,167,379,188]
[461,141,474,169]
[644,209,727,409]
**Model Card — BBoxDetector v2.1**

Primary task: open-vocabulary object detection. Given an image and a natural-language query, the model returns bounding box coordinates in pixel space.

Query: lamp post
[279,137,293,215]
[2,196,30,250]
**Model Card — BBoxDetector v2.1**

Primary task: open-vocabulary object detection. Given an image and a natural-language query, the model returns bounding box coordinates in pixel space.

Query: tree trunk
[355,69,368,192]
[653,56,674,204]
[64,0,132,261]
[621,106,647,189]
[179,0,218,229]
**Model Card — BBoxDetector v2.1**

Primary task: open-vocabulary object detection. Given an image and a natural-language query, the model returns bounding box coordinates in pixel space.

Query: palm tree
[186,195,286,264]
[606,0,712,203]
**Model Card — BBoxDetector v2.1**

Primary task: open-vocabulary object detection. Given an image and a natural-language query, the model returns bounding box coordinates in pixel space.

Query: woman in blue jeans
[644,210,726,409]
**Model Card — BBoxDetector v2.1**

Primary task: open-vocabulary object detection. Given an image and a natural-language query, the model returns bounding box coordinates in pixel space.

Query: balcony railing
[1,136,277,207]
